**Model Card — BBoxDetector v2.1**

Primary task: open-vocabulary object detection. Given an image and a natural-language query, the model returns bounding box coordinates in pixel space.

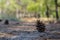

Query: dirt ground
[0,20,60,40]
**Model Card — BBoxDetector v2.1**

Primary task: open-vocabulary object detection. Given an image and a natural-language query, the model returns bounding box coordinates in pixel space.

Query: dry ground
[0,19,60,40]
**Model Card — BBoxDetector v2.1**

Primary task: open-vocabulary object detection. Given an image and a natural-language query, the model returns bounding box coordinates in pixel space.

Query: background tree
[0,0,60,21]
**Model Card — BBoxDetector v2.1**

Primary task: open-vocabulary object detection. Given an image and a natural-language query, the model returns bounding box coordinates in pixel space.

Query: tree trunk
[46,5,50,18]
[55,0,59,20]
[45,0,50,18]
[16,8,19,18]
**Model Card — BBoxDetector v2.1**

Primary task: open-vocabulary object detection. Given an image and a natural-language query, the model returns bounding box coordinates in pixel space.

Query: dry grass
[21,17,56,23]
[7,26,36,31]
[0,32,14,38]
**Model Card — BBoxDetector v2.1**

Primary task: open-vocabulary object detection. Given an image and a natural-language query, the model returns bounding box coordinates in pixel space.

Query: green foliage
[27,2,40,12]
[0,0,60,19]
[27,0,46,17]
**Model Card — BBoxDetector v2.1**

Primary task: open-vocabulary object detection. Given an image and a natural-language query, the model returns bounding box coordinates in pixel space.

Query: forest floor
[0,20,60,40]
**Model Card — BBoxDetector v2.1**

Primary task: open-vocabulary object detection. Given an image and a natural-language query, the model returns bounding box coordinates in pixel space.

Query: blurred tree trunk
[55,0,59,20]
[45,0,50,18]
[1,6,4,19]
[46,5,50,18]
[16,8,19,18]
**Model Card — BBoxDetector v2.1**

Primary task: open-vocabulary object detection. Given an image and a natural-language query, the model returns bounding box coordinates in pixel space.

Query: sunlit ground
[21,17,56,24]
